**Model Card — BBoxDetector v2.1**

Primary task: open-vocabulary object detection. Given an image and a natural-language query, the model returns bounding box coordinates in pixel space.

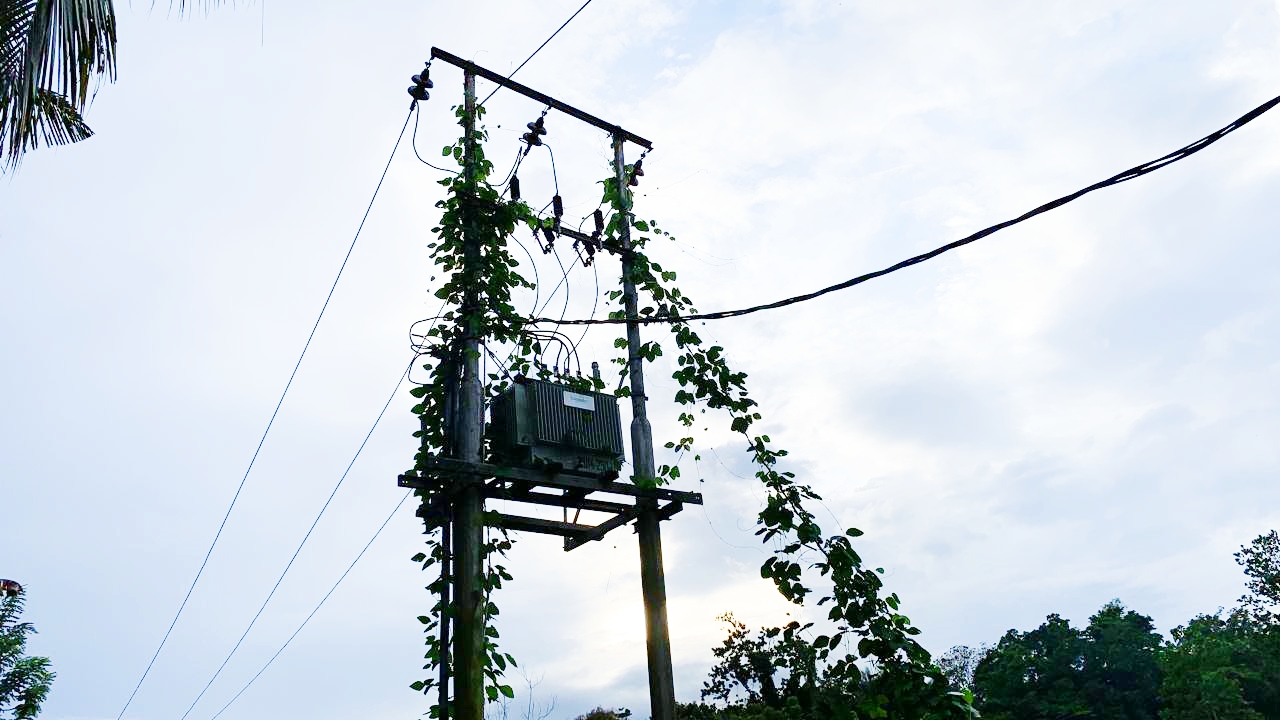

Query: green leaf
[499,684,515,699]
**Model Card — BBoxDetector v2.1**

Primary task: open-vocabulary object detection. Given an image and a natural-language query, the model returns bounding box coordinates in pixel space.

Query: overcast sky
[5,1,1280,719]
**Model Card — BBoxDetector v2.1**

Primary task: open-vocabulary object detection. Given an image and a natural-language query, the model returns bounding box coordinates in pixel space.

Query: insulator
[594,209,604,233]
[541,226,555,250]
[510,175,521,201]
[408,64,433,102]
[552,194,564,218]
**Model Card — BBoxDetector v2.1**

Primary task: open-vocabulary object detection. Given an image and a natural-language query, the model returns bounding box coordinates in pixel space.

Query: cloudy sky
[5,1,1280,719]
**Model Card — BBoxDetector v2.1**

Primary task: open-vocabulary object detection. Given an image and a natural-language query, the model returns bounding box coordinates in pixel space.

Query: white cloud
[6,2,1280,720]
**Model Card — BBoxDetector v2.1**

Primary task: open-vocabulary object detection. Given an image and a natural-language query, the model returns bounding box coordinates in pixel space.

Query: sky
[4,1,1280,719]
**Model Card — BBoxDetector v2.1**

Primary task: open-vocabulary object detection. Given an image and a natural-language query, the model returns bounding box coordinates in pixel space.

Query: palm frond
[171,0,225,14]
[26,0,117,105]
[0,0,113,169]
[1,85,92,168]
[1,1,35,84]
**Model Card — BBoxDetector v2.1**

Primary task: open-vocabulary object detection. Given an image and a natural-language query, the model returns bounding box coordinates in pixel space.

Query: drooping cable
[532,243,571,318]
[178,359,414,720]
[551,243,572,326]
[483,344,517,384]
[512,233,541,317]
[478,0,596,107]
[572,261,599,352]
[205,489,414,720]
[497,145,526,190]
[532,91,1280,326]
[413,103,456,173]
[115,107,414,720]
[524,328,581,375]
[409,298,453,386]
[544,143,560,196]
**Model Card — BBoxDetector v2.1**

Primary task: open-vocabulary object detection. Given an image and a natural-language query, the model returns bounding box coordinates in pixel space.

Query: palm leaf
[29,85,89,139]
[0,0,113,169]
[25,0,117,106]
[1,88,93,168]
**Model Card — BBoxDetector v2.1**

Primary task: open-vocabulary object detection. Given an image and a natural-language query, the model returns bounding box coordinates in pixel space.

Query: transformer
[489,377,624,477]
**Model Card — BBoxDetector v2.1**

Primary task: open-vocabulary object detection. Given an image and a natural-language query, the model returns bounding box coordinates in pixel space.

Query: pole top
[429,47,653,150]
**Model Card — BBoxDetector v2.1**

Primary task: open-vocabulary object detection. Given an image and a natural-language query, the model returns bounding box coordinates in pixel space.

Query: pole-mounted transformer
[489,377,624,479]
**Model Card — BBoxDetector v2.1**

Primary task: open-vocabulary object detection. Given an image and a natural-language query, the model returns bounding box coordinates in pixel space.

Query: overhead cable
[478,0,596,107]
[177,361,414,720]
[201,281,455,720]
[206,490,414,720]
[532,91,1280,326]
[115,107,414,720]
[412,102,457,173]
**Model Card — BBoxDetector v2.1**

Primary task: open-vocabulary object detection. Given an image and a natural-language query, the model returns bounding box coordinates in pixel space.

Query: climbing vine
[597,163,977,718]
[405,98,974,719]
[403,101,531,718]
[403,101,605,719]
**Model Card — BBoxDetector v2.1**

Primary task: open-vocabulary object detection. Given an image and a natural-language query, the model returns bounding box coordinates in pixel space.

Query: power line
[115,108,414,720]
[412,102,457,173]
[177,360,414,720]
[198,304,452,718]
[572,261,599,351]
[533,91,1280,326]
[206,489,414,720]
[478,0,595,107]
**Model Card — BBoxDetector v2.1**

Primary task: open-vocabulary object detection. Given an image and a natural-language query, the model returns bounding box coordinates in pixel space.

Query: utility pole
[615,133,677,720]
[452,68,487,720]
[403,48,697,720]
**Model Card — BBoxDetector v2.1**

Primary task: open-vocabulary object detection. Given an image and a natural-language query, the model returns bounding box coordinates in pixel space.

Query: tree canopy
[964,531,1280,720]
[664,531,1280,720]
[0,587,54,720]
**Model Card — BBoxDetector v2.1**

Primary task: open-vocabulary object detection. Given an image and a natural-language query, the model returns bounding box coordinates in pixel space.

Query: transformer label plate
[562,391,595,411]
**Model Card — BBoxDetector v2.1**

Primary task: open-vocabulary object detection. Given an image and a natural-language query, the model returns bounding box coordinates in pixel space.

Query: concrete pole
[452,68,487,720]
[614,133,676,720]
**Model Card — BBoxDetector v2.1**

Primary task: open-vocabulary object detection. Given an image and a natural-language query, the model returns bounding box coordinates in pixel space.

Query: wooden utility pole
[452,68,487,720]
[615,133,677,720]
